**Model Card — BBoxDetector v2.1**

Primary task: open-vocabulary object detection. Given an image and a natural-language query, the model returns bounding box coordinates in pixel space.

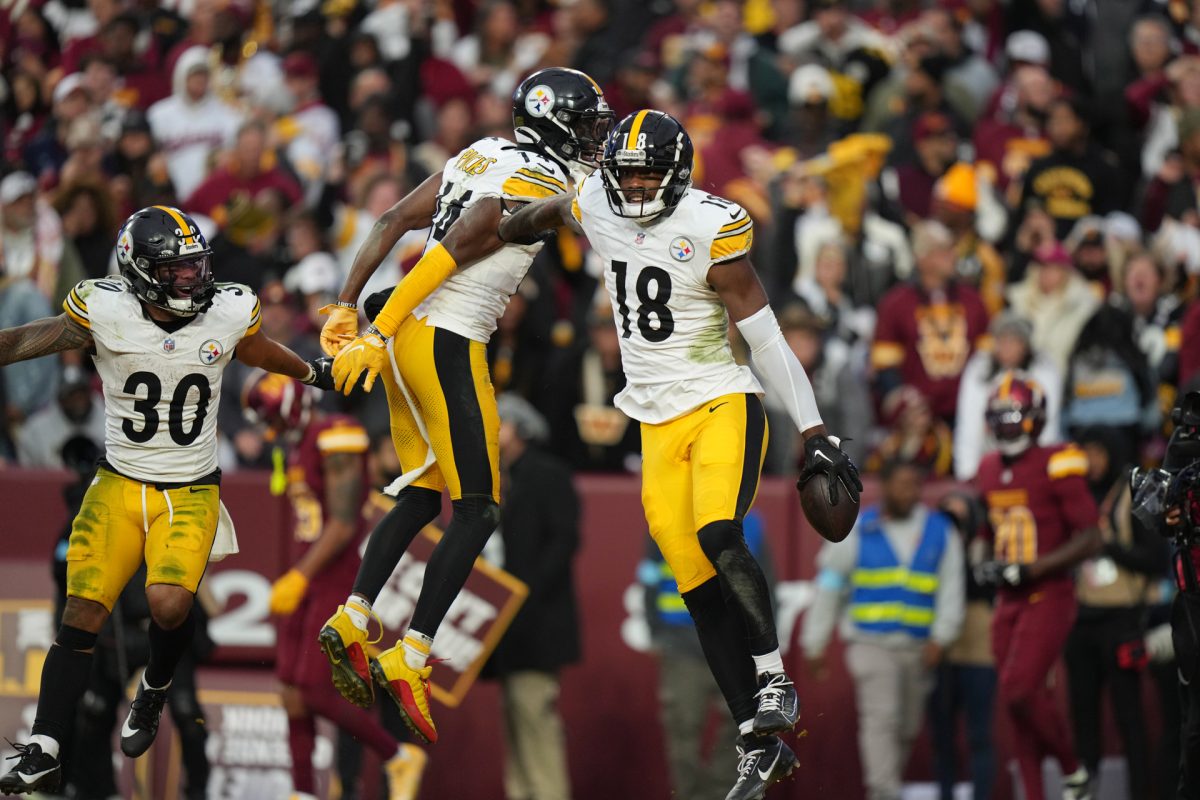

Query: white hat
[283,252,342,296]
[1006,30,1050,67]
[788,64,834,105]
[1105,211,1142,243]
[52,72,88,105]
[0,171,37,205]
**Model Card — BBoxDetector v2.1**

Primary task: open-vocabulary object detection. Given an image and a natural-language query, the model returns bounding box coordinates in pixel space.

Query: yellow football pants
[639,393,768,593]
[380,314,501,502]
[66,467,220,610]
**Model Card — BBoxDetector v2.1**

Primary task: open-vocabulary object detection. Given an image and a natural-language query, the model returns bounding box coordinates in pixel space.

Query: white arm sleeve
[736,305,823,432]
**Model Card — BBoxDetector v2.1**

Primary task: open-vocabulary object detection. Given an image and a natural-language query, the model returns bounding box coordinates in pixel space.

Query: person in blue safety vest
[638,511,775,800]
[802,459,965,800]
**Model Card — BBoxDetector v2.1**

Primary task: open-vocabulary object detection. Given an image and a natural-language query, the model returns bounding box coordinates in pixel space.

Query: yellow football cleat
[370,644,438,744]
[317,605,378,708]
[384,743,428,800]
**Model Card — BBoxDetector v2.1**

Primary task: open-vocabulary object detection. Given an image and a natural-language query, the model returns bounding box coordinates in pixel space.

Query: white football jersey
[63,278,261,483]
[416,136,571,342]
[573,177,763,424]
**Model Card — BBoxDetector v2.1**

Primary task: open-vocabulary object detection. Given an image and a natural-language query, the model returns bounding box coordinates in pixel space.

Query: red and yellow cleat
[317,605,377,708]
[370,644,438,744]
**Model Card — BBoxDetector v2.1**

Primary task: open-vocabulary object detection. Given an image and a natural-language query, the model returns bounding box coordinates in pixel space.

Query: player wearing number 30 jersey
[0,206,332,796]
[500,109,862,800]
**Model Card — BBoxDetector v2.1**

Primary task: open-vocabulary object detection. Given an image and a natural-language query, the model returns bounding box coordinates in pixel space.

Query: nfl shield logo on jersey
[162,337,175,353]
[669,237,694,262]
[635,232,645,246]
[199,339,222,365]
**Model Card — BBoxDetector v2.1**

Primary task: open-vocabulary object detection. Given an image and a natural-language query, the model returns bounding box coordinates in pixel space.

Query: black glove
[797,434,863,505]
[302,357,335,391]
[973,560,1028,588]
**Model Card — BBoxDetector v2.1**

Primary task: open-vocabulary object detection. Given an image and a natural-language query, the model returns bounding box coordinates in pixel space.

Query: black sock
[409,495,499,636]
[32,644,94,746]
[145,611,195,688]
[351,487,443,601]
[697,519,779,655]
[682,577,759,726]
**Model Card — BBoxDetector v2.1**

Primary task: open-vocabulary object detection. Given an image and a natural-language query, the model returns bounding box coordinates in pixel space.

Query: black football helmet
[512,68,613,173]
[115,205,215,316]
[600,109,693,221]
[985,370,1047,456]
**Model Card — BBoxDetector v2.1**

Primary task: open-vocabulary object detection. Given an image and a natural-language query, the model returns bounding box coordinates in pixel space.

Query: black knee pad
[697,519,755,577]
[397,486,443,525]
[452,494,500,529]
[56,623,98,651]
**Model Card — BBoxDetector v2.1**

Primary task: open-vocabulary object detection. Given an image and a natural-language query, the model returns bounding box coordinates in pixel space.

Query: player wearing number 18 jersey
[500,109,862,800]
[973,371,1101,800]
[0,206,331,795]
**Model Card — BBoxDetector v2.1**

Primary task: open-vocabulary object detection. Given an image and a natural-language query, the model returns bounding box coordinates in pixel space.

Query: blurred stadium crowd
[1,0,1199,479]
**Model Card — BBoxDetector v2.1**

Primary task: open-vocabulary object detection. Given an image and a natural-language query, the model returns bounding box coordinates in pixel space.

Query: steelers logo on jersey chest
[670,237,695,262]
[199,339,223,365]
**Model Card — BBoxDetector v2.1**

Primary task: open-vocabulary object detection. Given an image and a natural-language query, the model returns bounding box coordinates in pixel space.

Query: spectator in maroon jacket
[883,112,960,226]
[184,120,303,227]
[871,220,990,424]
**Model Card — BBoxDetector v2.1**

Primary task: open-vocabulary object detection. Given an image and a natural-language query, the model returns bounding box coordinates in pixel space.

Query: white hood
[172,46,211,106]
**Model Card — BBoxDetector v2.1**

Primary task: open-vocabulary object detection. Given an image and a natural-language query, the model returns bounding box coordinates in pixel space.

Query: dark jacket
[484,447,582,676]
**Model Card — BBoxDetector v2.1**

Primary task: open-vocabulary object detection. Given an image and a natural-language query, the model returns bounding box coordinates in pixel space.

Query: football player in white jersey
[0,206,332,794]
[499,110,863,800]
[313,67,612,744]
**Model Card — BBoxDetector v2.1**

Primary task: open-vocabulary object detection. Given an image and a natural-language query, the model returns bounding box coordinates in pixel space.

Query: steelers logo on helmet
[602,109,694,221]
[524,85,556,118]
[116,205,216,317]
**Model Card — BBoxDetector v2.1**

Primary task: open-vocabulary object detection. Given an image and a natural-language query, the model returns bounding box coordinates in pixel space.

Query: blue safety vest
[848,506,950,639]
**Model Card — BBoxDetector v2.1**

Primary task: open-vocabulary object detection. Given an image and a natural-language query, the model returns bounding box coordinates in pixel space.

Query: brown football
[800,474,860,542]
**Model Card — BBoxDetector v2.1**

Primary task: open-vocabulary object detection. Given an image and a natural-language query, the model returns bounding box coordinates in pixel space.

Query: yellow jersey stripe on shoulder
[571,196,583,224]
[501,176,560,200]
[63,301,91,330]
[516,168,566,192]
[718,215,751,233]
[714,219,753,240]
[64,292,90,328]
[627,109,651,147]
[69,287,88,311]
[1048,447,1089,479]
[710,228,753,263]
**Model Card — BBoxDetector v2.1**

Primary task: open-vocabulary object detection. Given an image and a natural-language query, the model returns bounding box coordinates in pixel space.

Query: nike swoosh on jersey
[19,767,58,783]
[757,750,780,782]
[708,402,729,413]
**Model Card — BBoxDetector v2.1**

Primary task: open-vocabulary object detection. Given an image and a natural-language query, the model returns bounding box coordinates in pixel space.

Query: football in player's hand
[800,473,859,542]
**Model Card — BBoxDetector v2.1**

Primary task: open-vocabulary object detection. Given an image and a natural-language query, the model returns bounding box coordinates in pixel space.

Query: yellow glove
[269,569,309,615]
[319,304,360,357]
[332,326,389,395]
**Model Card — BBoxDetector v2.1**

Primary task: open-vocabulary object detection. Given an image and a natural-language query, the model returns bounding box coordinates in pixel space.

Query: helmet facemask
[131,252,215,317]
[986,402,1044,457]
